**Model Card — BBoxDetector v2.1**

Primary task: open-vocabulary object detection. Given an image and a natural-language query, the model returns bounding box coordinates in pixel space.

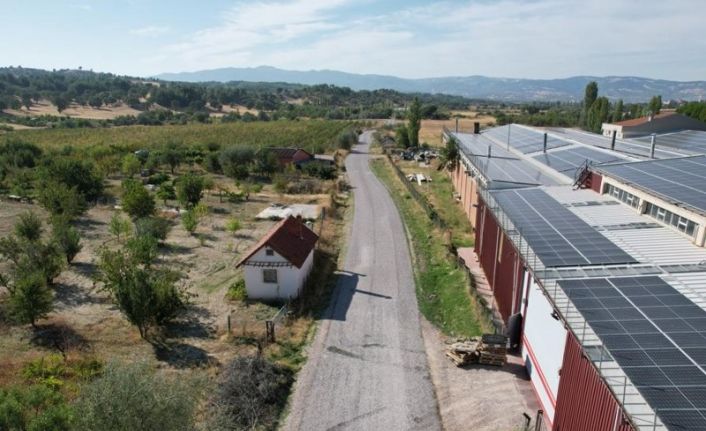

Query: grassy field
[420,109,496,147]
[370,157,489,337]
[3,120,353,152]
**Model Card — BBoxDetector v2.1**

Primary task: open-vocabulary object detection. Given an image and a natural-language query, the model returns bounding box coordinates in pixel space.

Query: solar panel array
[559,276,706,430]
[597,155,706,214]
[482,125,571,154]
[553,128,691,159]
[491,188,636,267]
[634,130,706,153]
[532,146,627,174]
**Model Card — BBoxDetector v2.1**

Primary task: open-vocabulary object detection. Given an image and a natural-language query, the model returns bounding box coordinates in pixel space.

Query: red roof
[236,216,318,268]
[267,147,313,159]
[613,111,675,127]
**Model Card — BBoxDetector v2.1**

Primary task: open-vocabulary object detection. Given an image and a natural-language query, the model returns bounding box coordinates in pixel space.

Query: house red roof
[613,111,675,127]
[236,216,318,268]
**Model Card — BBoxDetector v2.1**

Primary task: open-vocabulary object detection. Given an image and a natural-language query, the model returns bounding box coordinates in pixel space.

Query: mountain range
[155,66,706,103]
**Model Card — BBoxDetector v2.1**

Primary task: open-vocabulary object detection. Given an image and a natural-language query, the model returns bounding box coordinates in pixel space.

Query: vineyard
[4,120,357,152]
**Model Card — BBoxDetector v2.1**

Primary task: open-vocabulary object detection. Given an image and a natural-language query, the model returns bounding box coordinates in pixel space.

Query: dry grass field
[4,99,142,120]
[420,109,496,147]
[0,176,349,387]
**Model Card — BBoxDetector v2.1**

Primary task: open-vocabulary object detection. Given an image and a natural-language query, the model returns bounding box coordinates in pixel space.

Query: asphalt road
[284,131,441,431]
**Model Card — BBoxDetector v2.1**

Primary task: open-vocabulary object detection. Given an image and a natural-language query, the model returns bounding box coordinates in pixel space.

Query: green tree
[396,124,410,148]
[649,95,662,115]
[6,272,53,327]
[134,217,171,242]
[51,219,82,264]
[37,181,87,220]
[254,150,279,177]
[175,174,204,209]
[160,145,183,174]
[109,213,131,241]
[121,180,155,219]
[0,384,72,431]
[52,95,69,113]
[73,362,200,431]
[121,153,141,178]
[15,212,43,243]
[38,158,104,203]
[581,81,599,127]
[439,137,459,171]
[613,99,624,122]
[225,218,241,236]
[181,210,199,235]
[125,235,158,266]
[219,147,254,180]
[407,97,422,148]
[98,250,185,338]
[156,183,176,206]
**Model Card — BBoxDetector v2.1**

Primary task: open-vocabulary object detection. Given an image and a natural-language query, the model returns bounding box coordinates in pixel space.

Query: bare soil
[0,182,335,380]
[4,99,142,120]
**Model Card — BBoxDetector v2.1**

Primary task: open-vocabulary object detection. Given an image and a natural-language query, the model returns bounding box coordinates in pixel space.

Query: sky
[3,0,705,81]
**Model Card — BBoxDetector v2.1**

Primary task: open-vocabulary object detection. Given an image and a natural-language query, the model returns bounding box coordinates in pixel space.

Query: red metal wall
[553,332,635,431]
[588,172,603,194]
[474,197,524,322]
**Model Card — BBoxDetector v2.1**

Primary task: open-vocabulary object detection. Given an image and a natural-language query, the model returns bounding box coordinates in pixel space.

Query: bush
[219,147,254,180]
[181,210,199,235]
[51,218,82,264]
[134,216,171,241]
[7,272,54,327]
[208,357,293,430]
[121,180,155,219]
[175,174,204,208]
[226,278,246,301]
[125,235,158,266]
[272,174,289,194]
[15,211,43,242]
[73,362,200,431]
[108,213,131,241]
[37,182,87,220]
[0,384,72,431]
[38,158,104,203]
[147,172,170,185]
[225,218,240,235]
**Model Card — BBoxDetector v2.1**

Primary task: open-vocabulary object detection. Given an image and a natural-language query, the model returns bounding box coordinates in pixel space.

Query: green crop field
[2,120,355,152]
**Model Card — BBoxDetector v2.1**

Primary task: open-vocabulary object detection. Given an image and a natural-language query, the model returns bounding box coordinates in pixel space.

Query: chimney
[455,118,459,133]
[611,130,617,151]
[650,134,657,159]
[296,214,304,239]
[543,133,548,153]
[507,124,512,150]
[487,145,492,158]
[473,122,480,134]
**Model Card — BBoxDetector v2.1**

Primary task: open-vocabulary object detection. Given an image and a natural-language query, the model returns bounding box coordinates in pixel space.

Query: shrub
[73,362,200,431]
[207,357,293,430]
[7,272,53,327]
[125,235,158,266]
[37,182,87,220]
[134,216,171,241]
[51,219,82,264]
[38,158,104,203]
[121,153,141,178]
[181,210,199,235]
[121,180,155,219]
[226,278,246,301]
[219,147,254,180]
[273,174,289,194]
[175,173,204,209]
[0,384,72,431]
[225,218,240,235]
[108,213,132,241]
[156,183,176,206]
[147,172,170,185]
[15,211,43,242]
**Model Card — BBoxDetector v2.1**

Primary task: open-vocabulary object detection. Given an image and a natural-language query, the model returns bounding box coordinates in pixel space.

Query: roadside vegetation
[370,156,488,337]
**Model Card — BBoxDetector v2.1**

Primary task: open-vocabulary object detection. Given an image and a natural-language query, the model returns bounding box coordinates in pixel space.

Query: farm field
[4,119,354,151]
[420,109,496,147]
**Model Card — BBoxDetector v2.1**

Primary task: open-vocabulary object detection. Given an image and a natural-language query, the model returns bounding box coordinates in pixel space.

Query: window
[644,202,698,238]
[603,183,640,209]
[265,248,274,256]
[262,269,278,283]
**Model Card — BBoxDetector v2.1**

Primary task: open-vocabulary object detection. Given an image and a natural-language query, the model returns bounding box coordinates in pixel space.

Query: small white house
[236,216,318,301]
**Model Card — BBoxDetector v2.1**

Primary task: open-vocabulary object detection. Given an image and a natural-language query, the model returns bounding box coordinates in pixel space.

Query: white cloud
[130,25,170,37]
[149,0,706,80]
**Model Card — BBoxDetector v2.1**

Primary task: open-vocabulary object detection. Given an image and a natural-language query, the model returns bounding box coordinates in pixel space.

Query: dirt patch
[420,318,540,431]
[4,99,142,120]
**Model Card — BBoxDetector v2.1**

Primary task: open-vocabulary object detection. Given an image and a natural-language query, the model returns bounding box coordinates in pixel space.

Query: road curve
[283,131,441,431]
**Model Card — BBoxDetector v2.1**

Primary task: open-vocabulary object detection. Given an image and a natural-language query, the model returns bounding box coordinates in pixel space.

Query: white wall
[243,247,315,301]
[522,274,567,424]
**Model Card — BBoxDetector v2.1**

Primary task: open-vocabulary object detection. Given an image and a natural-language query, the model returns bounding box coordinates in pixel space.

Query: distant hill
[156,66,706,103]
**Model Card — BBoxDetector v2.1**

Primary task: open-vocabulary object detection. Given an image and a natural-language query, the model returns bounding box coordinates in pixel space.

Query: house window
[644,202,698,238]
[263,269,278,283]
[265,248,274,256]
[603,183,640,209]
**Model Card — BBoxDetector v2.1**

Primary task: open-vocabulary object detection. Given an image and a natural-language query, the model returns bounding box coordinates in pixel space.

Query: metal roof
[633,130,706,154]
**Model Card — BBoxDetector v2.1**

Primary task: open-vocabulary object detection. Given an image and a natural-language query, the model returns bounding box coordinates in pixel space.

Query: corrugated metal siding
[553,333,635,431]
[493,233,523,321]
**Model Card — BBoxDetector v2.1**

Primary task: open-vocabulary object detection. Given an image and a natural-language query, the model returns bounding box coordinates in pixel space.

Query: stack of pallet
[477,334,508,366]
[445,334,508,367]
[445,337,480,366]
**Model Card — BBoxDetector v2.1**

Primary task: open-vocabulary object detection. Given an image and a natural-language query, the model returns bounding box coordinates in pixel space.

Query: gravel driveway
[283,132,441,431]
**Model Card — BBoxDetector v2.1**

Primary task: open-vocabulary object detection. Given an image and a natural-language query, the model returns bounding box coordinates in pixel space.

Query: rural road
[283,131,441,431]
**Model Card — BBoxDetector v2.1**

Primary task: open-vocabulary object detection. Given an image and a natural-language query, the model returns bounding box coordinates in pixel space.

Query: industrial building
[445,123,706,430]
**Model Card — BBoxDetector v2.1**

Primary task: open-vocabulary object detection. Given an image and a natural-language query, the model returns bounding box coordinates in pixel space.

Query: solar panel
[532,146,628,174]
[482,125,571,154]
[551,128,691,159]
[558,276,706,430]
[490,189,636,267]
[633,130,706,153]
[596,155,706,215]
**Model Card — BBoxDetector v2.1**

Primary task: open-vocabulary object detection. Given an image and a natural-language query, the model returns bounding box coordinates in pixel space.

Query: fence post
[266,320,275,343]
[227,314,231,334]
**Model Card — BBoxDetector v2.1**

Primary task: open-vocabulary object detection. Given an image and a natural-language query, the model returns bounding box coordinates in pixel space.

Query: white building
[236,216,318,301]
